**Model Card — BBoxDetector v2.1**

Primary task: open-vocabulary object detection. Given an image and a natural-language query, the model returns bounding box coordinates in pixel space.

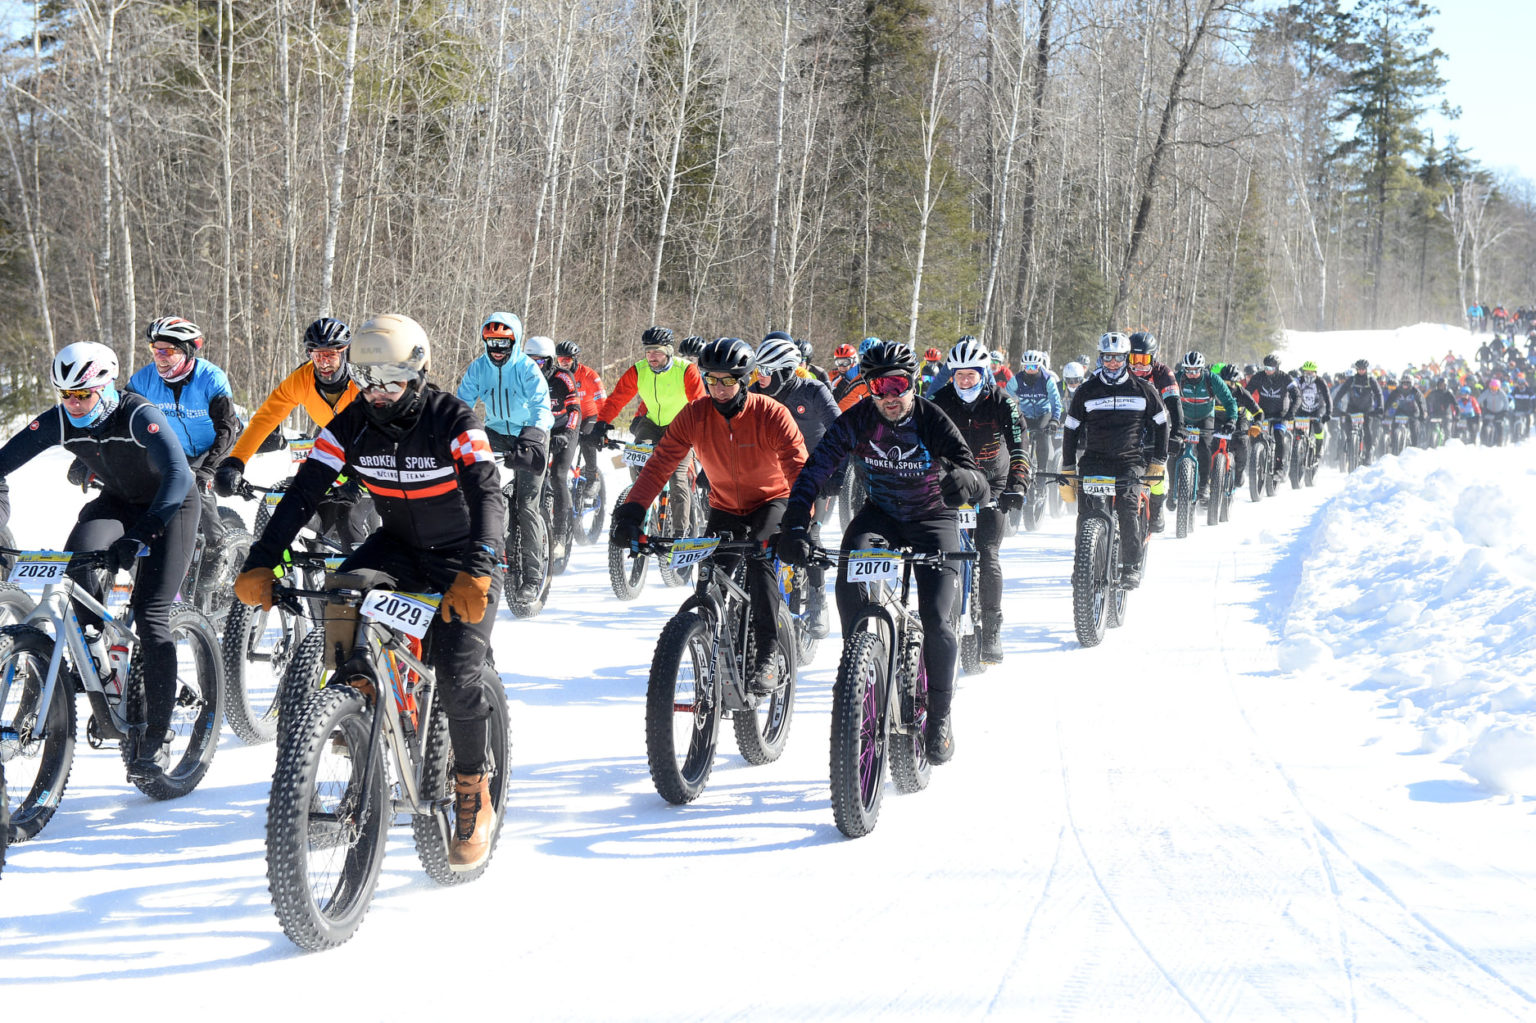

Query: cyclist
[1424,375,1459,442]
[1174,351,1235,502]
[930,337,1032,664]
[213,317,372,547]
[1214,364,1263,491]
[125,317,239,548]
[610,337,808,692]
[1060,361,1087,405]
[591,326,706,538]
[1337,359,1384,464]
[776,341,988,764]
[1242,353,1299,483]
[1480,378,1512,443]
[1059,332,1169,590]
[798,338,832,386]
[989,349,1013,389]
[1385,374,1426,448]
[0,342,198,780]
[835,336,887,412]
[526,336,582,561]
[1128,332,1182,532]
[919,347,944,395]
[1006,348,1062,482]
[1292,360,1332,466]
[235,315,506,870]
[457,312,552,605]
[556,340,607,502]
[752,332,839,637]
[829,343,860,403]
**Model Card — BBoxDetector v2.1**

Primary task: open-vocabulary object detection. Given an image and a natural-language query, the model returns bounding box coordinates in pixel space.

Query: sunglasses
[150,344,181,357]
[869,375,913,398]
[704,373,742,388]
[59,388,98,401]
[532,356,549,369]
[351,362,417,394]
[1128,352,1152,366]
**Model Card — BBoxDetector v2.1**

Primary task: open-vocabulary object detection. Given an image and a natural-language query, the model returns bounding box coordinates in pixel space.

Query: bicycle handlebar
[0,545,112,569]
[803,544,976,568]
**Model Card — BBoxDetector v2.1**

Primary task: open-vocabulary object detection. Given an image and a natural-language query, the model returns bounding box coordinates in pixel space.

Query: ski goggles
[483,337,514,353]
[868,375,914,398]
[833,358,854,370]
[1099,353,1128,368]
[58,387,100,401]
[1128,352,1153,367]
[350,362,418,394]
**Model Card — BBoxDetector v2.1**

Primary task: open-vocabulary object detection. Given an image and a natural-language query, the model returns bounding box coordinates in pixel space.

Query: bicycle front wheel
[645,612,721,803]
[1174,461,1195,539]
[266,684,389,951]
[830,629,890,838]
[1071,517,1110,647]
[0,626,76,843]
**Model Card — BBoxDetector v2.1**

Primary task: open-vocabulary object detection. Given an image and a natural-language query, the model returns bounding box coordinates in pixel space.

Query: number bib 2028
[360,590,441,639]
[668,537,720,570]
[844,549,901,584]
[9,552,70,585]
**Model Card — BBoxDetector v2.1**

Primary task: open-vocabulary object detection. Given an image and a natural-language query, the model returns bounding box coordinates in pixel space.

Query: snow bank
[1281,444,1536,793]
[1278,321,1478,375]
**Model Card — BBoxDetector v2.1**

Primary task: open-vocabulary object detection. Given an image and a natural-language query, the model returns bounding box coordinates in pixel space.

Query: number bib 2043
[622,443,654,469]
[360,590,441,639]
[957,505,978,529]
[1081,475,1117,496]
[9,552,70,584]
[844,549,900,584]
[668,537,720,569]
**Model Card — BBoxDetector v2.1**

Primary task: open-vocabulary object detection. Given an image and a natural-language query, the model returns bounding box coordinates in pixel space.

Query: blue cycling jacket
[457,346,554,436]
[1006,369,1062,422]
[126,359,236,461]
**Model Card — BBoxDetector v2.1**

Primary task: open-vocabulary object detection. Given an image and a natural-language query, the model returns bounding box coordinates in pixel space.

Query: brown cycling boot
[448,770,496,871]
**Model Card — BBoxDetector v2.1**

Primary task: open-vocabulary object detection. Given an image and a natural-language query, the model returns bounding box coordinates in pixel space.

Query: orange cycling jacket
[228,362,359,466]
[627,393,807,517]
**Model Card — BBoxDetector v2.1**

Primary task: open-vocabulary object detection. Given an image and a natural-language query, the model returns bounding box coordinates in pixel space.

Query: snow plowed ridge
[1280,443,1536,794]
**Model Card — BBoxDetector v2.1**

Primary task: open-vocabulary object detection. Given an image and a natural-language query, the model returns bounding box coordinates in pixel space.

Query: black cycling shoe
[926,713,955,765]
[1121,566,1143,590]
[1149,506,1165,533]
[125,727,173,781]
[747,654,781,697]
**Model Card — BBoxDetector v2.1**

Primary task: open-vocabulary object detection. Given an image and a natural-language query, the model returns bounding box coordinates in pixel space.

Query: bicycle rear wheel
[645,612,720,803]
[125,605,224,800]
[266,684,388,951]
[222,599,309,745]
[733,604,797,766]
[607,485,649,601]
[0,626,76,843]
[830,629,890,838]
[889,625,930,794]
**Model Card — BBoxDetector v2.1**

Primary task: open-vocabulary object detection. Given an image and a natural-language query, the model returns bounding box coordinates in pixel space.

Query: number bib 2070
[844,549,900,584]
[360,590,441,639]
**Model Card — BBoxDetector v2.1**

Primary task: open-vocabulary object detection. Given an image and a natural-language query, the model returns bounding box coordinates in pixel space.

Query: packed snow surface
[1279,321,1484,374]
[3,374,1536,1020]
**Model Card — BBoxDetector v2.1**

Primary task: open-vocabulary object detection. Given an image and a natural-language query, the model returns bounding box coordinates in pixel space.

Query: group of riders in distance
[0,310,1529,947]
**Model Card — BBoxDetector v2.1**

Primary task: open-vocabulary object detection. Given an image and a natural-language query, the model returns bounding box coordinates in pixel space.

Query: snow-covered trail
[4,440,1536,1021]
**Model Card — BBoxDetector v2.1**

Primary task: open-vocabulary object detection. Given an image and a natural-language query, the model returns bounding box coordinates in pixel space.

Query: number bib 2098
[360,590,441,639]
[843,549,900,584]
[9,552,70,584]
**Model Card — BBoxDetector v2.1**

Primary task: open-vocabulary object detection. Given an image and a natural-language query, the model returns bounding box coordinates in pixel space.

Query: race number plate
[844,549,901,584]
[1294,417,1311,431]
[290,438,315,463]
[957,504,978,529]
[622,443,654,469]
[668,537,720,569]
[9,552,70,584]
[264,491,284,510]
[360,590,441,639]
[1081,475,1117,496]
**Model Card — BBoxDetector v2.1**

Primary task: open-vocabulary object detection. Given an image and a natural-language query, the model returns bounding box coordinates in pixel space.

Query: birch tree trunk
[319,0,360,316]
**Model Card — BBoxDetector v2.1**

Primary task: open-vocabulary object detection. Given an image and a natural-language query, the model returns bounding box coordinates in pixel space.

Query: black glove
[1047,421,1061,437]
[590,420,613,444]
[999,491,1025,513]
[107,531,151,575]
[609,501,646,548]
[579,419,598,437]
[939,467,986,508]
[775,526,813,567]
[329,477,364,506]
[506,428,550,473]
[213,457,245,499]
[66,458,91,490]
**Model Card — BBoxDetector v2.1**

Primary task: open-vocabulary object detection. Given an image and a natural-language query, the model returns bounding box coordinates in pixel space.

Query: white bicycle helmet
[523,335,556,359]
[1020,349,1047,372]
[52,341,119,391]
[755,334,803,375]
[947,336,991,371]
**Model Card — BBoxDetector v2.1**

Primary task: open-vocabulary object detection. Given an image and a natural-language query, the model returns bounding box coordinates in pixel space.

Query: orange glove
[234,567,276,611]
[1058,469,1077,505]
[442,571,492,624]
[1247,422,1262,438]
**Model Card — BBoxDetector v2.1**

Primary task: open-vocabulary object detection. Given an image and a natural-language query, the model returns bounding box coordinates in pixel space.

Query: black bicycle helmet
[1353,358,1370,371]
[1219,363,1240,382]
[1262,352,1281,369]
[697,337,755,379]
[555,340,580,359]
[641,325,674,349]
[678,335,706,359]
[859,339,919,380]
[303,316,351,352]
[1128,331,1158,356]
[796,337,814,363]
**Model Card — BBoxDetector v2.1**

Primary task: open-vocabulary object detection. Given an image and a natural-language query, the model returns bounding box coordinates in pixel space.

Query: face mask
[66,383,119,428]
[956,381,984,403]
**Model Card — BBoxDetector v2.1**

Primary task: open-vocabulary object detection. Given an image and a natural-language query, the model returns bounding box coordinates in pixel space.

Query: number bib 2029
[9,552,70,584]
[622,443,654,469]
[668,537,720,569]
[360,590,441,639]
[843,549,901,584]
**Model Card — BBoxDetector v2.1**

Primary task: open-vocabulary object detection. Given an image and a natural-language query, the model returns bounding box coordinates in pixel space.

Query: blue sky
[1422,0,1533,181]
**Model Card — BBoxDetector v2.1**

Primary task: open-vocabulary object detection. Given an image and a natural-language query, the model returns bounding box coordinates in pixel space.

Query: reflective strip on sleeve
[311,428,346,471]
